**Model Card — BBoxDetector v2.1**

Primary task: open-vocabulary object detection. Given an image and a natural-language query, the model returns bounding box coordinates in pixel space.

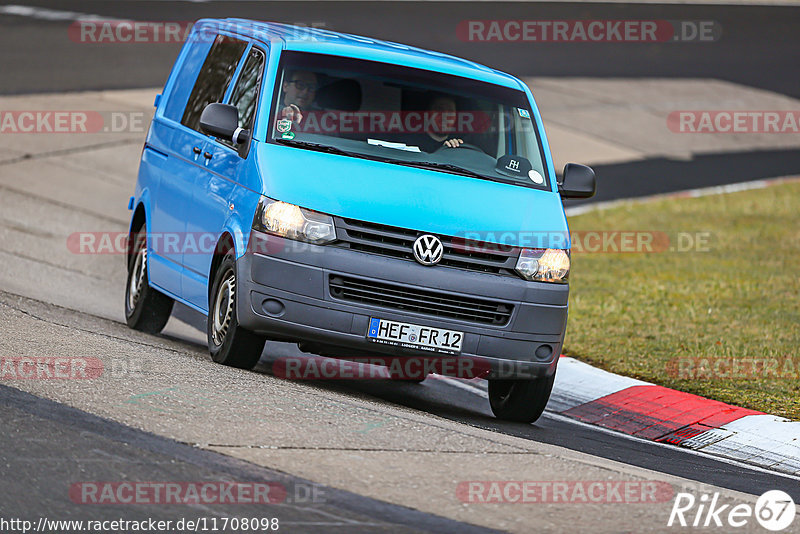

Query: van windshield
[268,51,550,190]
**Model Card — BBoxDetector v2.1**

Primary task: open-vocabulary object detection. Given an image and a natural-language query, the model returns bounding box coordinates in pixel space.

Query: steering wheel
[435,141,485,154]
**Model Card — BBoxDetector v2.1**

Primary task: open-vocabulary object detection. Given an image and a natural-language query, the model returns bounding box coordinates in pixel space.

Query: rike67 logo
[668,490,796,531]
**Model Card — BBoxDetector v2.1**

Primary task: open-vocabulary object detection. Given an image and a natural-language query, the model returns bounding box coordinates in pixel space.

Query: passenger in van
[279,70,319,125]
[404,94,466,152]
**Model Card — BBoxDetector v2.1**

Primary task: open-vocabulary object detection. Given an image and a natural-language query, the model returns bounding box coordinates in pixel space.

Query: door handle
[203,152,213,160]
[192,146,201,154]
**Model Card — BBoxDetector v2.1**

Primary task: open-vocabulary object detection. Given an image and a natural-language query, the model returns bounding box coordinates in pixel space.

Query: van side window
[229,48,266,132]
[162,32,215,123]
[181,35,247,133]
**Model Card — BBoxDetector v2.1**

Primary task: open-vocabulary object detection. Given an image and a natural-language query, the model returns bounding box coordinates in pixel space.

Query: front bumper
[236,232,568,379]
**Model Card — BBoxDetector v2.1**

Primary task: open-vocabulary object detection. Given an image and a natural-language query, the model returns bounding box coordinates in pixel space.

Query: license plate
[366,318,463,354]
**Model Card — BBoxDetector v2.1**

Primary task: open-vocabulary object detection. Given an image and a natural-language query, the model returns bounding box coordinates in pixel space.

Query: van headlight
[515,248,570,283]
[253,196,336,245]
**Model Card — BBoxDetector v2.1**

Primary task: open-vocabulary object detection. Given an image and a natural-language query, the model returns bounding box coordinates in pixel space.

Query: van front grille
[333,217,519,276]
[329,275,513,326]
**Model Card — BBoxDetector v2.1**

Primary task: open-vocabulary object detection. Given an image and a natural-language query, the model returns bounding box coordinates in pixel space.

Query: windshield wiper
[275,138,363,158]
[390,160,491,180]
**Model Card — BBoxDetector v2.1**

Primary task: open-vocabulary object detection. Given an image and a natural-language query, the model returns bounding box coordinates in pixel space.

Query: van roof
[193,18,527,91]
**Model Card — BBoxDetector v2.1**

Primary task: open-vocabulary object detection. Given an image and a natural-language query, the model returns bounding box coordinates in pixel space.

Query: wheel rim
[211,270,235,346]
[127,240,147,311]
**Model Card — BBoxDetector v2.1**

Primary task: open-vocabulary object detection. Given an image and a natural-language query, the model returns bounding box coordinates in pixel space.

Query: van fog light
[535,344,553,360]
[515,248,569,283]
[262,298,285,317]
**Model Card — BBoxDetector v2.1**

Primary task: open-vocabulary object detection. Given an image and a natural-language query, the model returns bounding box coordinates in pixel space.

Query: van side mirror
[558,163,596,199]
[200,103,249,144]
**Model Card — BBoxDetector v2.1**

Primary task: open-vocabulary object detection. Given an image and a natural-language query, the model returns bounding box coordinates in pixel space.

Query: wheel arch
[127,200,149,272]
[208,232,236,305]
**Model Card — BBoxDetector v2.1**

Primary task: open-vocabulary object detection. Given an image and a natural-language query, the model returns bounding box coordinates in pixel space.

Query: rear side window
[181,35,247,133]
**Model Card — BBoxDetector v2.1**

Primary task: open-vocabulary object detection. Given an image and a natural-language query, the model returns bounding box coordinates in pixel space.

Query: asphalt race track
[1,2,799,532]
[3,1,800,98]
[0,383,502,534]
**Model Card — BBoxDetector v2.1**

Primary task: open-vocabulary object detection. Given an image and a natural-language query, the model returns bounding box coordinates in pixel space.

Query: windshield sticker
[518,108,531,119]
[495,155,534,180]
[276,118,292,133]
[528,170,544,184]
[280,131,296,140]
[505,159,522,173]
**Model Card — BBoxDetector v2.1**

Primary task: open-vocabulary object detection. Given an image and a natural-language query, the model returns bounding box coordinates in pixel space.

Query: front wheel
[488,373,555,423]
[125,225,173,334]
[387,368,428,383]
[207,250,266,369]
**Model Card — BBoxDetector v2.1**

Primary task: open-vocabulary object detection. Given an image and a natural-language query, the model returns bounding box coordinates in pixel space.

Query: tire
[125,225,174,334]
[207,249,266,369]
[488,373,555,423]
[387,369,428,383]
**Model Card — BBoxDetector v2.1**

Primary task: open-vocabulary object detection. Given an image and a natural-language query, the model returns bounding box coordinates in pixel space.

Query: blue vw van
[125,19,595,422]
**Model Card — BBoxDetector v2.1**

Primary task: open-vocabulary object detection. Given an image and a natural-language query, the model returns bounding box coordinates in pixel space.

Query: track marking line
[438,374,800,482]
[0,5,121,22]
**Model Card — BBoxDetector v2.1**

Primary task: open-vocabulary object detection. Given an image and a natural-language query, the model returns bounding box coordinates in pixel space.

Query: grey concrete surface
[530,78,800,166]
[1,383,495,534]
[1,291,789,533]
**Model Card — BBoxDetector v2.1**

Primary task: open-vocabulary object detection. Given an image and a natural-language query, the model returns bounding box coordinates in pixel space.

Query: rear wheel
[488,373,555,423]
[124,225,173,334]
[207,250,266,369]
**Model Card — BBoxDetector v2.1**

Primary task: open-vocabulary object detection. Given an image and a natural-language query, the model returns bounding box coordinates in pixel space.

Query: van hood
[256,144,570,249]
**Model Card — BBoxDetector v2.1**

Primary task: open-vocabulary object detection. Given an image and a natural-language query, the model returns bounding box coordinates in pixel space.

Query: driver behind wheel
[404,93,467,152]
[278,70,319,125]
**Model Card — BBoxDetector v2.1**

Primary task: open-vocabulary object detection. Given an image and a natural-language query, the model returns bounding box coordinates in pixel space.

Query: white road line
[438,375,800,482]
[544,412,800,483]
[0,5,121,22]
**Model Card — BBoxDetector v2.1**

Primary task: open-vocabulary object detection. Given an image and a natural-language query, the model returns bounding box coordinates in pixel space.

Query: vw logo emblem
[413,234,444,266]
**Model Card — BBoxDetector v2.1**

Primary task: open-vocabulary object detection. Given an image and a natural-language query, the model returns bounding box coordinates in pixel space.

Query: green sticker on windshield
[276,118,292,133]
[281,131,296,140]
